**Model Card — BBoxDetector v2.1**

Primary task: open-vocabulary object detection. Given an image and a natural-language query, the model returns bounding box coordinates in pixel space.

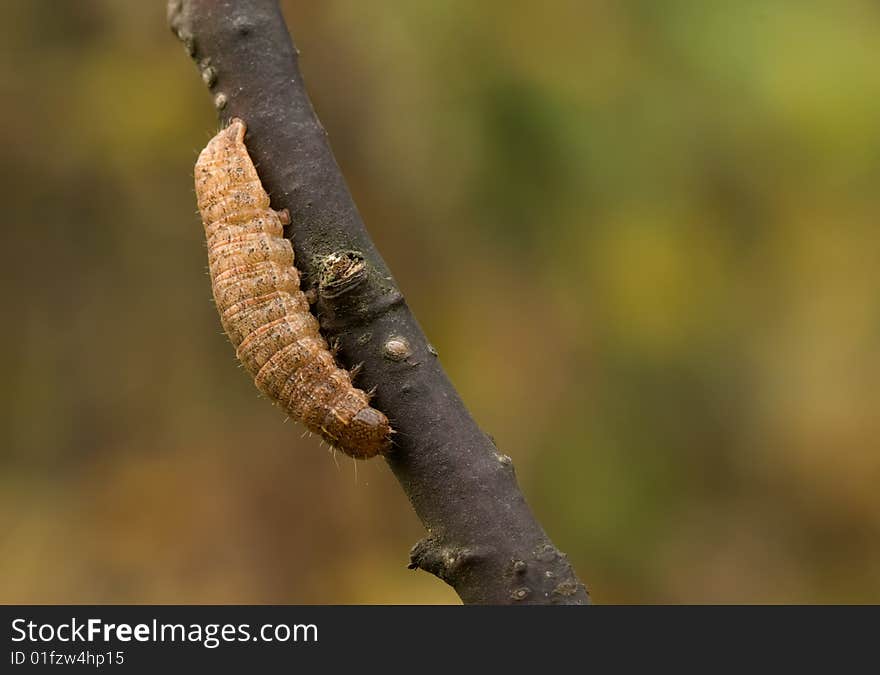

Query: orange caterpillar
[194,118,391,459]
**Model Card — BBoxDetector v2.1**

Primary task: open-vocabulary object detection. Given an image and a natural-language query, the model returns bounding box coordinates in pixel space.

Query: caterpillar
[194,118,391,459]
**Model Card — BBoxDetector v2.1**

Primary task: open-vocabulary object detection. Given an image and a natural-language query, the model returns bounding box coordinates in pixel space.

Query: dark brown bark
[168,0,590,605]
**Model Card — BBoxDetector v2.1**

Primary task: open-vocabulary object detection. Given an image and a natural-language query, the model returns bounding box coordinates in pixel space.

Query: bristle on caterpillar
[194,118,391,459]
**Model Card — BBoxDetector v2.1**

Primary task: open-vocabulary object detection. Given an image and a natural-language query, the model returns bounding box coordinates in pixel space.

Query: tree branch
[168,0,590,605]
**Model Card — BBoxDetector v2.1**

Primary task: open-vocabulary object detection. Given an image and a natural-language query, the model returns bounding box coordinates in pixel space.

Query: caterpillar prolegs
[194,118,391,459]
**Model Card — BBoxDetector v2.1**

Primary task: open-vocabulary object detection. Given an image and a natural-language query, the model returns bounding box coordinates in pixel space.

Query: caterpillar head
[338,407,392,459]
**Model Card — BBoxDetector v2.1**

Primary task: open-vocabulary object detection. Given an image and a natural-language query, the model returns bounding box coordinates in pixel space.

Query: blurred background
[1,0,879,603]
